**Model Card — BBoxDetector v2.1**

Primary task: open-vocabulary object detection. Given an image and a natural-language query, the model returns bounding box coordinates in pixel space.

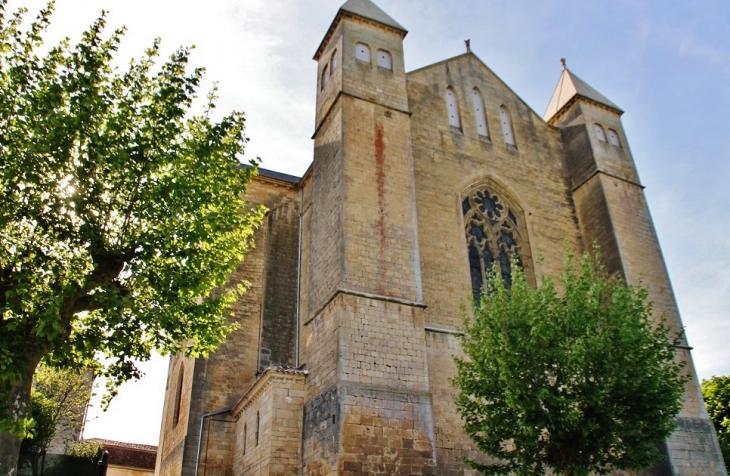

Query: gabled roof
[544,66,622,121]
[314,0,406,60]
[340,0,406,32]
[407,52,548,125]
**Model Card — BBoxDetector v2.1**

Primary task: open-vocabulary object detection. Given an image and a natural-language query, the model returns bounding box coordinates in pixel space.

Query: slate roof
[339,0,407,33]
[258,167,300,184]
[544,67,622,121]
[238,163,301,184]
[315,0,406,59]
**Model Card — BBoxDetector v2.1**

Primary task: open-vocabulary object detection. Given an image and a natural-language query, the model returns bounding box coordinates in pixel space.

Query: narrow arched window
[321,64,329,90]
[499,105,515,145]
[173,364,184,427]
[471,88,489,137]
[607,128,620,147]
[330,49,338,75]
[446,87,461,128]
[594,124,606,142]
[255,411,260,446]
[376,49,392,70]
[355,43,370,63]
[243,424,247,455]
[463,186,525,299]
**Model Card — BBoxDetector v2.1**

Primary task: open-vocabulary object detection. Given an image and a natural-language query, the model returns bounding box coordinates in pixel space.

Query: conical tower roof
[314,0,406,59]
[544,63,622,122]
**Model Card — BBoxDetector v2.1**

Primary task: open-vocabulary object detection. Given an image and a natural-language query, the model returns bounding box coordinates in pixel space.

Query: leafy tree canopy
[453,250,688,476]
[19,364,93,476]
[0,1,264,471]
[701,375,730,470]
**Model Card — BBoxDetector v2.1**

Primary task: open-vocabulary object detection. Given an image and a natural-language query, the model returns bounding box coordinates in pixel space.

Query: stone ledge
[230,367,308,419]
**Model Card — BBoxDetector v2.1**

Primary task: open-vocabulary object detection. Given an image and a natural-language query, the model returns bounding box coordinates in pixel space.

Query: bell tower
[299,0,436,473]
[546,62,726,475]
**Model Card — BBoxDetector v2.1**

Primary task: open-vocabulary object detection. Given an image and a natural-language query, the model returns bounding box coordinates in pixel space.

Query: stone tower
[300,0,436,472]
[545,64,725,474]
[154,1,727,475]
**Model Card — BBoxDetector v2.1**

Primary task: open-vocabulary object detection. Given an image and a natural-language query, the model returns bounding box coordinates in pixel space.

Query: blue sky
[15,0,730,446]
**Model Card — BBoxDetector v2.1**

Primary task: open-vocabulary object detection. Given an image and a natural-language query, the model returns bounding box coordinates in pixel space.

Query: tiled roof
[85,438,157,470]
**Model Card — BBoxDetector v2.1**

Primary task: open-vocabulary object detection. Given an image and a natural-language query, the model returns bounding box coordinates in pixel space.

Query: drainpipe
[194,408,232,476]
[295,186,303,367]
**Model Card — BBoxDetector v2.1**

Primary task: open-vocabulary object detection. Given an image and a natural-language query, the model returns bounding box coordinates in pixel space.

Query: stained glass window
[463,187,523,299]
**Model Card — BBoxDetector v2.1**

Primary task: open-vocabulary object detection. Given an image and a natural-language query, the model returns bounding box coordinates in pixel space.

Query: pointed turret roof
[314,0,406,60]
[544,63,622,122]
[340,0,406,32]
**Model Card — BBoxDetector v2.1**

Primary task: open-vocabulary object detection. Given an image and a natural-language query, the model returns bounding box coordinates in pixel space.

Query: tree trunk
[0,355,43,476]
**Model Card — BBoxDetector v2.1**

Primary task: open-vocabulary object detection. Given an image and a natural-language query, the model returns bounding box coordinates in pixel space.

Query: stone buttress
[298,0,436,474]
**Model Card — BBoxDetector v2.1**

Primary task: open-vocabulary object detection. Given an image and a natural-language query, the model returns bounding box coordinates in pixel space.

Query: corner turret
[549,61,719,474]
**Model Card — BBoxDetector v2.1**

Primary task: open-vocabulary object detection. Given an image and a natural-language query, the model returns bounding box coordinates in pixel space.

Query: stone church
[154,1,726,474]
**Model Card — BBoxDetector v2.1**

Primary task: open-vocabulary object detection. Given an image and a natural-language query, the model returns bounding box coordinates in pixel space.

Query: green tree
[0,2,264,472]
[453,251,688,476]
[18,365,93,476]
[701,375,730,469]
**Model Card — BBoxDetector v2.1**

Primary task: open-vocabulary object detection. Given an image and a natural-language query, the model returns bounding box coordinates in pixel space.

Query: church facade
[154,1,725,474]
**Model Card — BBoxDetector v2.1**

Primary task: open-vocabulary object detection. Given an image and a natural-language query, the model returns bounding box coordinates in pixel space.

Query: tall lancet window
[499,105,515,145]
[330,49,338,75]
[321,64,329,90]
[471,88,489,137]
[173,364,184,427]
[446,87,461,127]
[463,185,526,300]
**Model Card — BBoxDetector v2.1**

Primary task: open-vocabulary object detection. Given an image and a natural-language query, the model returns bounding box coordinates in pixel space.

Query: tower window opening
[377,49,392,70]
[594,124,607,142]
[243,424,247,455]
[499,105,515,145]
[608,128,621,147]
[355,43,370,63]
[255,411,260,446]
[330,49,338,75]
[471,88,489,137]
[446,87,461,128]
[321,64,329,89]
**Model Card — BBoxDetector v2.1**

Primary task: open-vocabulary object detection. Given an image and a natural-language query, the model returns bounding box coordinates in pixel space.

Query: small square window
[607,129,621,147]
[594,124,607,142]
[377,49,392,70]
[355,43,370,63]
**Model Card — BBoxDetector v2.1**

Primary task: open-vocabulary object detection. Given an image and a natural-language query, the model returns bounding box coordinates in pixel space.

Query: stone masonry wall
[341,96,422,302]
[556,98,725,474]
[308,104,344,318]
[301,294,437,475]
[406,53,594,473]
[156,176,300,476]
[407,53,583,332]
[259,199,300,371]
[231,370,306,476]
[340,18,408,114]
[425,330,484,476]
[300,293,343,475]
[155,355,194,476]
